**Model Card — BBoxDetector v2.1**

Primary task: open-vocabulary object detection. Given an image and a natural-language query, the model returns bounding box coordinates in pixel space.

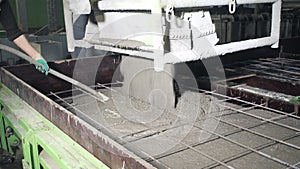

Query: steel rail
[47,82,123,97]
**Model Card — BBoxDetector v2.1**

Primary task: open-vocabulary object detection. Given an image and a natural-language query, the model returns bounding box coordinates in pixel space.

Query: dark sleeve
[0,0,24,41]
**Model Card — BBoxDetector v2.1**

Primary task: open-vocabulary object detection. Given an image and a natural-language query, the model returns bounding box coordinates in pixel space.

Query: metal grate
[225,57,300,83]
[48,83,300,169]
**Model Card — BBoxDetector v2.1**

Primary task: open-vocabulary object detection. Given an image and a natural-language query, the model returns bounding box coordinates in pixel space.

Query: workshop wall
[0,0,65,35]
[0,0,68,65]
[26,0,65,31]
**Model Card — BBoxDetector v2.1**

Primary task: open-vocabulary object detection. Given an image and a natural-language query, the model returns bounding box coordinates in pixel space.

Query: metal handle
[165,5,175,22]
[229,0,236,14]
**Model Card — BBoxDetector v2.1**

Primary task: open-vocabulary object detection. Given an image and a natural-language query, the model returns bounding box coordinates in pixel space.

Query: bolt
[5,127,13,137]
[13,139,20,145]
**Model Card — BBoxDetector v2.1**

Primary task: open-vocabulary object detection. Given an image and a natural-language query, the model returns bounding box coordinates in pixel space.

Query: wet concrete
[69,88,300,168]
[4,54,290,168]
[119,56,175,109]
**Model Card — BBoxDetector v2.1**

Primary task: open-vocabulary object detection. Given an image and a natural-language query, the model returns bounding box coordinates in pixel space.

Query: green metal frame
[0,83,109,169]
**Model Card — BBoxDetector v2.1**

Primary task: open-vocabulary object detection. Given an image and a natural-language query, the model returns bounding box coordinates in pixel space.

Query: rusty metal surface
[0,56,155,169]
[215,84,298,113]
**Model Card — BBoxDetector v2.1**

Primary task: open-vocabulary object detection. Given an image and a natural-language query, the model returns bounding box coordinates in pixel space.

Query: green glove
[36,58,49,75]
[289,96,300,105]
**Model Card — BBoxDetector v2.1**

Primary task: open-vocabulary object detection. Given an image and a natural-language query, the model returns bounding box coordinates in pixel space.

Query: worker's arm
[0,0,49,75]
[13,35,49,75]
[13,35,40,59]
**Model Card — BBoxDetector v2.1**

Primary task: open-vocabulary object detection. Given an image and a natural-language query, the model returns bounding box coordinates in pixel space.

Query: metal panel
[65,0,282,68]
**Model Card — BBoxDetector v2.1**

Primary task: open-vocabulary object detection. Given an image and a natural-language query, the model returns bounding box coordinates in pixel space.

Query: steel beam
[98,0,279,11]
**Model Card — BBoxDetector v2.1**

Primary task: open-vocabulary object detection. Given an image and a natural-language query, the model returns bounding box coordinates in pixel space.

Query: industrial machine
[1,0,300,169]
[62,0,282,110]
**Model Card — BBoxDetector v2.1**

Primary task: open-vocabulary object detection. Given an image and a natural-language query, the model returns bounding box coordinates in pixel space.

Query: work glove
[289,96,300,105]
[35,58,49,75]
